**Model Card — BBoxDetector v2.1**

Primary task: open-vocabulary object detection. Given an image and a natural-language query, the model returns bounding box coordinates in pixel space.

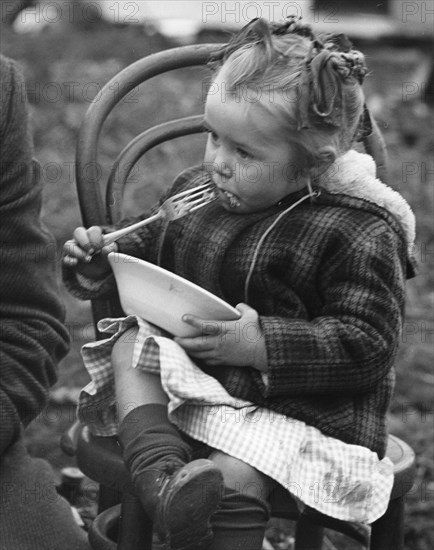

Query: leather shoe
[137,458,224,549]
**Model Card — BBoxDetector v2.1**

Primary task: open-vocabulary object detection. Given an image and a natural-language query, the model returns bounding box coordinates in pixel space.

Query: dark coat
[64,163,415,458]
[0,55,69,455]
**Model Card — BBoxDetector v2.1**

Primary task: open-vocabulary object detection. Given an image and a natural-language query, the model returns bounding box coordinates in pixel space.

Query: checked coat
[64,151,416,458]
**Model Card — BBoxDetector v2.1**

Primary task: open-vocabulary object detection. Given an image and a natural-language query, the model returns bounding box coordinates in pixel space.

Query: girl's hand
[62,225,117,279]
[175,303,268,372]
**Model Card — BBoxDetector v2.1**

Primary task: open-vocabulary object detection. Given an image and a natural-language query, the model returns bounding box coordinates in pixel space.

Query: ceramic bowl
[108,252,240,337]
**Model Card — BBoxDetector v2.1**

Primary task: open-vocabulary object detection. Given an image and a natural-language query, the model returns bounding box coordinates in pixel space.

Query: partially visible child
[63,17,416,550]
[0,54,87,550]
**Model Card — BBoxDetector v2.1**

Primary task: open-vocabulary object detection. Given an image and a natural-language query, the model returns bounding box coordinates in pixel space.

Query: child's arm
[177,220,406,397]
[258,221,406,397]
[62,165,206,300]
[176,303,267,371]
[62,213,163,300]
[62,224,119,300]
[63,225,116,275]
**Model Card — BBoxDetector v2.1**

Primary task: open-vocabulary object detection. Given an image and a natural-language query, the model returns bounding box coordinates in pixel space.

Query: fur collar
[318,150,416,254]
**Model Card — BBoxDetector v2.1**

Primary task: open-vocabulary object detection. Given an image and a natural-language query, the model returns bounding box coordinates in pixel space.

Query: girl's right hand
[63,225,118,279]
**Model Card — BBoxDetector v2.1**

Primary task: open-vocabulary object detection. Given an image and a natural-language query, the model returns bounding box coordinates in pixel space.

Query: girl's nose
[216,162,232,179]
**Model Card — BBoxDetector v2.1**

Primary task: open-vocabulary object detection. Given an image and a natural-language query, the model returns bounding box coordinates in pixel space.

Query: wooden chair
[63,426,415,550]
[61,44,416,550]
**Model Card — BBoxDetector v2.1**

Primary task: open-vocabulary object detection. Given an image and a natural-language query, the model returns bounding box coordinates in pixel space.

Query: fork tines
[171,183,216,215]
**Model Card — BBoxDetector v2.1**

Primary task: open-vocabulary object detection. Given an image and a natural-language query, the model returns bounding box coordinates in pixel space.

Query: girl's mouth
[218,189,241,209]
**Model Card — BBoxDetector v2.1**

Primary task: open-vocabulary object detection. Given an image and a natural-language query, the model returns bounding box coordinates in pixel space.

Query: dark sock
[207,487,270,550]
[118,404,224,549]
[118,403,192,511]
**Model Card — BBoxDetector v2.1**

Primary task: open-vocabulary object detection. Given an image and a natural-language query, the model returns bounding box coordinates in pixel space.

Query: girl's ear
[308,145,337,180]
[317,146,336,166]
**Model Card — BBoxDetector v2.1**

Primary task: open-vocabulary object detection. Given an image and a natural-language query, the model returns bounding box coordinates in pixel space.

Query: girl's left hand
[175,303,268,372]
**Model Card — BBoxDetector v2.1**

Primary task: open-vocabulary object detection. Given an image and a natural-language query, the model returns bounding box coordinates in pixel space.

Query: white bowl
[108,252,240,337]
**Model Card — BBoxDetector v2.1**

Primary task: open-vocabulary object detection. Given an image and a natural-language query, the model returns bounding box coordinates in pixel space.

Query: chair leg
[370,496,404,550]
[117,495,153,550]
[294,515,324,550]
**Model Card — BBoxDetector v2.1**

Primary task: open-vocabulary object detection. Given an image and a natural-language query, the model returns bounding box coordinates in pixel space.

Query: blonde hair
[212,18,369,174]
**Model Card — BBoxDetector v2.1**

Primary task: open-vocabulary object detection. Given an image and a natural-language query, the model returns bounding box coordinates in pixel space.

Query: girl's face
[204,77,309,214]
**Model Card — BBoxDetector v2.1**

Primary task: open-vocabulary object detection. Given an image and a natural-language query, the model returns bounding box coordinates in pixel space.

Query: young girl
[63,17,416,550]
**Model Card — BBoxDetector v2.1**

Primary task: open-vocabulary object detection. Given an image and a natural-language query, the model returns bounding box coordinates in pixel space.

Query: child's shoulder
[313,190,395,234]
[314,150,415,253]
[299,195,396,262]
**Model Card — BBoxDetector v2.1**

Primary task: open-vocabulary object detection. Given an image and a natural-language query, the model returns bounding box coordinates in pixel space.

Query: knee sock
[118,403,192,475]
[207,487,270,550]
[118,404,192,508]
[118,404,225,550]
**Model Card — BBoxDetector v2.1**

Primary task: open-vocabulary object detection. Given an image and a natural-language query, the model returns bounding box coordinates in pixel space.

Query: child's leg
[207,451,273,550]
[112,327,189,484]
[112,328,224,550]
[112,327,169,421]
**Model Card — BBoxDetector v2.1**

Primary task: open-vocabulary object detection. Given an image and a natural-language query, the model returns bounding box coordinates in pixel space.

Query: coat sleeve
[259,220,406,397]
[62,210,164,300]
[0,55,69,455]
[62,165,201,299]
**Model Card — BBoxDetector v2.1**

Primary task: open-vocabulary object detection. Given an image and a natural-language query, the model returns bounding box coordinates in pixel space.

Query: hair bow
[298,42,346,130]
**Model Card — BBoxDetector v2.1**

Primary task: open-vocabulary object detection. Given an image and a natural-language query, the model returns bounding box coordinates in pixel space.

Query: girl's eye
[237,148,252,160]
[208,130,220,144]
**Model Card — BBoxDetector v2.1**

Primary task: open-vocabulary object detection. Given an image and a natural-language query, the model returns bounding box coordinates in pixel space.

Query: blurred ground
[1,15,433,550]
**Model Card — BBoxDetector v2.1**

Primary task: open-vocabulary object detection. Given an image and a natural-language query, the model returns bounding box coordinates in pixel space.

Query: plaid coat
[65,158,415,458]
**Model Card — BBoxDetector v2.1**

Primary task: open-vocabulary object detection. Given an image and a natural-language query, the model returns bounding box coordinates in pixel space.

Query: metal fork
[102,183,216,246]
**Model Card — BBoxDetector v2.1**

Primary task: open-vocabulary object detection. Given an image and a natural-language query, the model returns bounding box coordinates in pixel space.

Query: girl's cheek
[242,161,262,183]
[204,144,215,165]
[236,182,254,203]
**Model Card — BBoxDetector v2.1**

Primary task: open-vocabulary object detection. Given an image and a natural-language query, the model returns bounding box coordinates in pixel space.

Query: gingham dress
[78,315,394,525]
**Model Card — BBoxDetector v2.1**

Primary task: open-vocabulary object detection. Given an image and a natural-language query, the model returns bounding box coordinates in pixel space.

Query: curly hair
[210,17,370,173]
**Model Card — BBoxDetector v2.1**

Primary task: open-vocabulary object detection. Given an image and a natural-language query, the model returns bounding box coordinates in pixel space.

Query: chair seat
[73,426,415,547]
